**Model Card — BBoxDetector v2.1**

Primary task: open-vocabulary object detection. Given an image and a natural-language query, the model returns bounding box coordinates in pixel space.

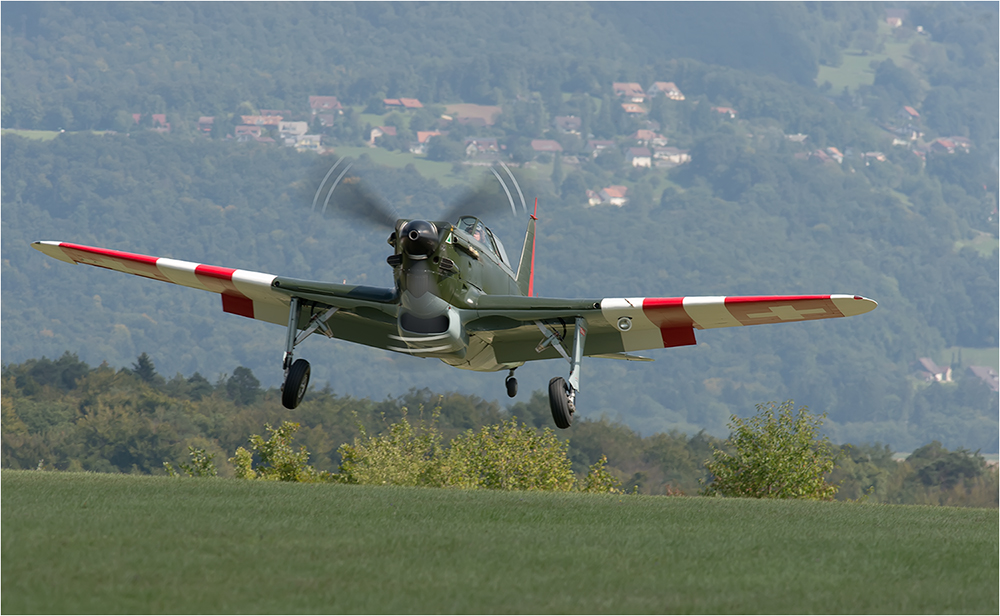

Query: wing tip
[833,294,878,316]
[31,240,76,264]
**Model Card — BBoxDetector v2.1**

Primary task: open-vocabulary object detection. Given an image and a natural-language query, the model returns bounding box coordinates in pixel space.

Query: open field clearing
[3,471,997,614]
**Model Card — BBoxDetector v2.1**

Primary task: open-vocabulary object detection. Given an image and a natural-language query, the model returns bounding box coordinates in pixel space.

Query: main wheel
[505,376,518,398]
[282,358,311,410]
[548,376,573,429]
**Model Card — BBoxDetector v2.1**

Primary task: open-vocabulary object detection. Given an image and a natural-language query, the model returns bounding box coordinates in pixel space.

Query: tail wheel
[548,376,573,429]
[505,375,518,398]
[282,359,311,409]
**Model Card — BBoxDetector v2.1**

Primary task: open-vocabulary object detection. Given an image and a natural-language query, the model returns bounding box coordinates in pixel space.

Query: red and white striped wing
[32,241,291,325]
[599,295,877,352]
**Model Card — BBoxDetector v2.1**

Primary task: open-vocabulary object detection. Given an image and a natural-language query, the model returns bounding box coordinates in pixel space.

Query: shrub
[228,421,330,482]
[702,401,838,500]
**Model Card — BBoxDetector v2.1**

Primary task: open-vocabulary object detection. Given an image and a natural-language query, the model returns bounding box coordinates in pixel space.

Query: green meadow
[3,471,996,614]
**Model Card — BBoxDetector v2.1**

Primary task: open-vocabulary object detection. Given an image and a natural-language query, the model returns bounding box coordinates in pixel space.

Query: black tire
[282,359,311,409]
[505,376,518,398]
[548,376,572,429]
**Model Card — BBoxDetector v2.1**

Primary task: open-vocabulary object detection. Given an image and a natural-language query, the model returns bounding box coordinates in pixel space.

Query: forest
[1,2,997,457]
[2,352,996,506]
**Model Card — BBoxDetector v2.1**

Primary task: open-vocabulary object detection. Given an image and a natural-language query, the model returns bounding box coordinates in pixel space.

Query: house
[410,131,442,154]
[599,185,629,207]
[464,138,500,158]
[369,125,397,144]
[553,115,582,134]
[586,139,616,157]
[295,134,322,152]
[586,189,603,206]
[630,129,667,147]
[278,121,308,138]
[531,139,563,154]
[235,125,263,141]
[930,138,956,154]
[309,96,343,115]
[885,8,908,28]
[241,115,282,126]
[198,117,214,134]
[785,133,808,143]
[626,146,652,168]
[612,82,646,102]
[653,146,691,166]
[916,358,952,383]
[712,106,737,119]
[621,103,647,115]
[899,106,920,122]
[810,149,833,165]
[948,136,972,152]
[647,81,685,101]
[150,114,170,133]
[826,147,844,164]
[385,98,423,110]
[862,151,887,164]
[316,113,336,128]
[967,366,999,392]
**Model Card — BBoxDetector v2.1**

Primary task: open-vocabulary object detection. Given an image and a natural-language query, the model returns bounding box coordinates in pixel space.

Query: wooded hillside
[2,2,997,453]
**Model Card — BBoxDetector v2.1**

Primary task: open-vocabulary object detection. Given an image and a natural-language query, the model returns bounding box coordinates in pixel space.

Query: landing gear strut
[280,297,338,410]
[536,317,587,429]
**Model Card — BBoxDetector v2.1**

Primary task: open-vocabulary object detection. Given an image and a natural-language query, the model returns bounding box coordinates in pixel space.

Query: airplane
[31,161,877,429]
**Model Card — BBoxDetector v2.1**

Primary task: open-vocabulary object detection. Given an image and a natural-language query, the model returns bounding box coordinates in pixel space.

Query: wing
[31,242,398,337]
[469,294,877,363]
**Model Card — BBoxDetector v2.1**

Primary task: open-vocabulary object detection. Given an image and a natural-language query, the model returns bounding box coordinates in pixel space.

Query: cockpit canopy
[457,216,510,267]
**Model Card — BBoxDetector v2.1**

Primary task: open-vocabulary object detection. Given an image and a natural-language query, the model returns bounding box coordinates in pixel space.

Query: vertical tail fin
[516,198,538,296]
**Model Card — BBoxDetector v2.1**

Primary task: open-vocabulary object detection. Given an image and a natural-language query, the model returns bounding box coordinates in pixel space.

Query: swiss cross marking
[746,305,828,321]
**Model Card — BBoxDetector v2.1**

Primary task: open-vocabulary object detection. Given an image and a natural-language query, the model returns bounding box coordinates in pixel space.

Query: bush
[702,401,838,500]
[333,411,619,493]
[229,421,330,482]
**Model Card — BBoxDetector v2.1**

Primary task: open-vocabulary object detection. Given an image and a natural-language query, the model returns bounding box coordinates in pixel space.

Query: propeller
[310,156,399,229]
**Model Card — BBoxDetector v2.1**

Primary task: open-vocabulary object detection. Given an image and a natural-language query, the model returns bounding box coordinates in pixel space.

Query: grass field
[3,471,996,614]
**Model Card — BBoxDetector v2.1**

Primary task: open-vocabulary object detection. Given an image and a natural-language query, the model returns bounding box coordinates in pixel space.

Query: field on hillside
[3,471,997,614]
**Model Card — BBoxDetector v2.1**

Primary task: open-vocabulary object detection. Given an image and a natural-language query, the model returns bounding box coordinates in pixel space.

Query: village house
[967,366,999,392]
[465,137,500,158]
[410,131,442,155]
[369,125,397,145]
[885,8,908,28]
[621,103,647,115]
[531,139,563,155]
[234,125,263,141]
[899,106,920,122]
[309,96,343,115]
[599,185,629,206]
[384,98,424,110]
[612,82,646,103]
[630,129,667,147]
[915,358,952,383]
[553,115,582,134]
[653,146,691,166]
[279,121,308,138]
[826,147,844,164]
[626,146,652,168]
[586,139,616,158]
[712,106,737,119]
[198,116,214,134]
[294,134,322,153]
[241,115,282,126]
[647,81,685,101]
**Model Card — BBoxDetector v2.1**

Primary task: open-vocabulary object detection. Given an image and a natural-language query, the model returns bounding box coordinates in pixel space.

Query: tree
[703,401,838,500]
[131,353,158,384]
[226,366,261,406]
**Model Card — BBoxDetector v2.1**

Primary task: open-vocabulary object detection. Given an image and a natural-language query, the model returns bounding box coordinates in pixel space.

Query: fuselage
[388,216,528,371]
